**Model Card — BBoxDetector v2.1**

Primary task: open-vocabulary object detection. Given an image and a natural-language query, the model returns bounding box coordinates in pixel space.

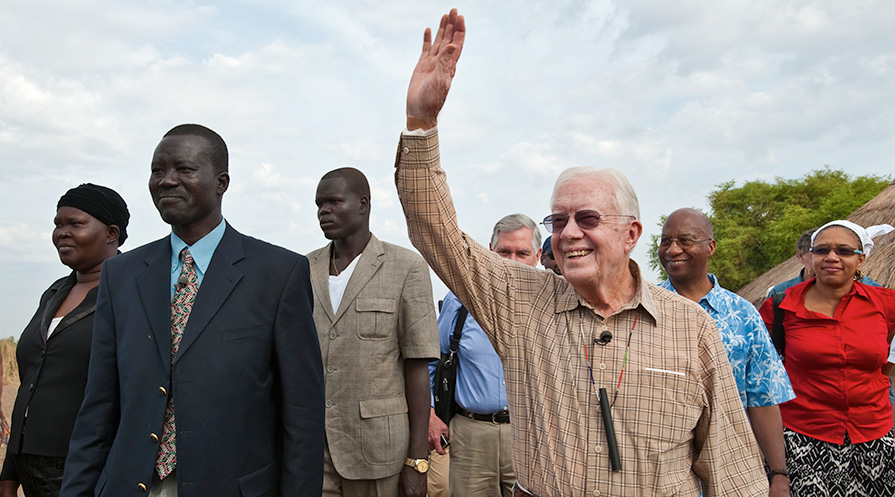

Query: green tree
[648,168,891,290]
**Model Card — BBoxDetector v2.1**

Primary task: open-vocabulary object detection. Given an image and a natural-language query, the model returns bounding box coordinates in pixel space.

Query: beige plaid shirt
[394,129,768,496]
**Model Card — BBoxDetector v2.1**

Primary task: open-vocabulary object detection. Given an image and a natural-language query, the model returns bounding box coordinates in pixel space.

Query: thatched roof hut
[738,179,895,307]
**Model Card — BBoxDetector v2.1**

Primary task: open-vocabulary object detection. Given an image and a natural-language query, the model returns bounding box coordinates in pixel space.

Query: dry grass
[1,337,17,387]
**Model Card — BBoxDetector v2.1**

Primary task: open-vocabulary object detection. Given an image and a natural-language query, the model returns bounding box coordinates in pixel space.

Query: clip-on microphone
[595,329,613,346]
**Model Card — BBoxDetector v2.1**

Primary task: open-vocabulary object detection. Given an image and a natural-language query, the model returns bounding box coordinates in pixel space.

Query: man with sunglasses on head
[393,9,768,496]
[658,208,795,497]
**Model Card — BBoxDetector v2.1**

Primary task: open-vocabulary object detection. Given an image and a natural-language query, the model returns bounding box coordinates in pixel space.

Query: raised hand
[406,8,466,130]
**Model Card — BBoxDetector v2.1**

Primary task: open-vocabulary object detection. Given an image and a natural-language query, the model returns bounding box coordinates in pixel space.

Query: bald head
[666,208,713,238]
[658,208,716,287]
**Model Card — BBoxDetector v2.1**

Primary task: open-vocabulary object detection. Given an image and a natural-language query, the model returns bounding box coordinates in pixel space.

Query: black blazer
[59,224,325,497]
[1,273,97,481]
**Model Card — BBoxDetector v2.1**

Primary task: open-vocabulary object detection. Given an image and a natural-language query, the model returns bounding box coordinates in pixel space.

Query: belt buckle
[491,412,499,424]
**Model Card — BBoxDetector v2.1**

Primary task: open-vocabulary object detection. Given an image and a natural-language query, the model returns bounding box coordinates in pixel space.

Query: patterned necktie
[156,248,199,479]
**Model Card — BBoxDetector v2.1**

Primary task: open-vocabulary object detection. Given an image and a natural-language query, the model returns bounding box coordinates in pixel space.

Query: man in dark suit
[59,124,325,497]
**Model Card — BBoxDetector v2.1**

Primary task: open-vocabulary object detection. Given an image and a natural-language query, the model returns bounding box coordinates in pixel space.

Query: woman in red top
[760,220,895,496]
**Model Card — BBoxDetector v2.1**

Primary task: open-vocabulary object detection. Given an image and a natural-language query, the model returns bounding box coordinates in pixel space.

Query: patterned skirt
[784,428,895,497]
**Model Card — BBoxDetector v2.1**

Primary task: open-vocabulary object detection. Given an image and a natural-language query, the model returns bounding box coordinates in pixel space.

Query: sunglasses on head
[810,246,863,257]
[541,210,634,234]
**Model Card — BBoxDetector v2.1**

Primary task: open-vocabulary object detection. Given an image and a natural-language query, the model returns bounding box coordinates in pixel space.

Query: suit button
[326,366,335,373]
[138,483,147,492]
[325,400,333,408]
[40,350,46,357]
[28,383,34,392]
[159,386,167,396]
[328,332,337,340]
[150,433,159,442]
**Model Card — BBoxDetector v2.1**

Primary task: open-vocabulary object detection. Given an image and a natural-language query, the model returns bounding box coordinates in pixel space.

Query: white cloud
[1,0,893,337]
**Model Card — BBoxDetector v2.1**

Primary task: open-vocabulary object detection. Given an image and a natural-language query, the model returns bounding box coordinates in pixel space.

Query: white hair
[491,213,542,252]
[550,167,640,219]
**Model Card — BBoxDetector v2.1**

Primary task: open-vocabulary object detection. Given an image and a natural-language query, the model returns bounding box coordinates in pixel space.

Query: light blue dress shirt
[660,274,795,410]
[429,291,509,414]
[169,218,227,299]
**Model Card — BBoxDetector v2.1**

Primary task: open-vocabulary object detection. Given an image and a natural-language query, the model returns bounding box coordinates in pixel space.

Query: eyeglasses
[541,210,634,234]
[810,246,863,257]
[656,236,712,249]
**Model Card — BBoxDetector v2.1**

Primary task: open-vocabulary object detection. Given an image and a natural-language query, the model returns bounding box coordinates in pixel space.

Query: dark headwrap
[57,183,130,246]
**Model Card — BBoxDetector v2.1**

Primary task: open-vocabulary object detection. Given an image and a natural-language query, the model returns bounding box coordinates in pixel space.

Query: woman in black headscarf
[0,184,129,497]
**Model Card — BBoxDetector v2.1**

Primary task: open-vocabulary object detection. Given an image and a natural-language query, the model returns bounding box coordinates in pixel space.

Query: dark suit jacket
[59,224,324,497]
[1,273,96,481]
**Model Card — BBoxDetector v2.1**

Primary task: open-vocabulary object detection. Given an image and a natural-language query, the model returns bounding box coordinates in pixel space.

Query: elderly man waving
[393,9,769,497]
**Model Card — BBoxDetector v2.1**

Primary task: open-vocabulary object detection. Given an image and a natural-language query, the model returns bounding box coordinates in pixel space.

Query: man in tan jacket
[309,167,438,497]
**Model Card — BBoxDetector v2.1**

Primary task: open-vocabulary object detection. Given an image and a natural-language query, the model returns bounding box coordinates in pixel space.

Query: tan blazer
[308,235,439,480]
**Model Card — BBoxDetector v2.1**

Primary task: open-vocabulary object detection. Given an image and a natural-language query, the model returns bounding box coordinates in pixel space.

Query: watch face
[417,460,429,473]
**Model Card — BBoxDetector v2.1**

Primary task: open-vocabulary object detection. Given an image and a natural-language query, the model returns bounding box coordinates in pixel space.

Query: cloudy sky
[2,0,893,339]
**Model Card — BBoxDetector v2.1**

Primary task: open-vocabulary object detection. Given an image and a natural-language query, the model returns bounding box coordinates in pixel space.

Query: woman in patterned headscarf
[760,220,895,496]
[0,184,129,497]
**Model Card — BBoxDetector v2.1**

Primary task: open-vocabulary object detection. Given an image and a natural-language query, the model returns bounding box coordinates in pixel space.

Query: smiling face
[53,206,118,272]
[550,176,641,290]
[149,135,228,242]
[811,226,865,289]
[658,208,716,285]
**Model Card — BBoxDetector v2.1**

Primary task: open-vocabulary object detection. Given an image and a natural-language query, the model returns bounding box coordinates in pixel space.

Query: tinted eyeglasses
[656,236,712,249]
[541,210,634,234]
[810,246,863,257]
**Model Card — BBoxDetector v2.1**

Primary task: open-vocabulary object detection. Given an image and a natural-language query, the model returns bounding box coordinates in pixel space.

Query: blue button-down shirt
[169,219,227,299]
[429,291,509,414]
[660,274,795,409]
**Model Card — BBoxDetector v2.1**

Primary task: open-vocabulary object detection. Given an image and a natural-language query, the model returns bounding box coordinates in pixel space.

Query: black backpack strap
[449,305,468,354]
[770,292,786,361]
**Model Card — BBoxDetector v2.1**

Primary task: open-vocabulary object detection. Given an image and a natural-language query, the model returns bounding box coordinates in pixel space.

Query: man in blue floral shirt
[658,208,795,497]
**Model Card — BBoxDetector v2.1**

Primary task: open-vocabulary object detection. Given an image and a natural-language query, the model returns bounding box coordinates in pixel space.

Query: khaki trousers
[449,414,514,497]
[427,447,450,497]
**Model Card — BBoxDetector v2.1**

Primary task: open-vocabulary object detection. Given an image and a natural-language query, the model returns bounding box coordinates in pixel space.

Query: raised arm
[406,8,465,131]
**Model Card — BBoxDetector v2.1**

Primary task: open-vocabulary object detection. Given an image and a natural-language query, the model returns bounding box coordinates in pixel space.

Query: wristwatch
[404,457,430,474]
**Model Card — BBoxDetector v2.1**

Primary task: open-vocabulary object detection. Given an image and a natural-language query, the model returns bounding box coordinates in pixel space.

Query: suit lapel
[309,244,336,322]
[48,286,98,341]
[332,235,385,324]
[174,224,244,364]
[136,239,176,370]
[39,274,74,342]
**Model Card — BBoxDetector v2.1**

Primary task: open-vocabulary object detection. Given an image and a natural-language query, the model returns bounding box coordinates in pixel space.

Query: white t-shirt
[329,254,362,314]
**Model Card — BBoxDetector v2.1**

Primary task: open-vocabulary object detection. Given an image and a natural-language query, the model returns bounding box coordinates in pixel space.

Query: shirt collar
[700,273,728,313]
[170,218,227,275]
[660,273,726,314]
[558,259,658,323]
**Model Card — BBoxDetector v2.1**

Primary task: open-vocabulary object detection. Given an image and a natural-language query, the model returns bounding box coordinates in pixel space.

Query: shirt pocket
[358,396,409,465]
[355,298,397,340]
[627,367,702,451]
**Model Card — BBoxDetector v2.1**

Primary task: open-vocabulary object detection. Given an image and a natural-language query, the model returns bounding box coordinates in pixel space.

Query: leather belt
[457,407,510,424]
